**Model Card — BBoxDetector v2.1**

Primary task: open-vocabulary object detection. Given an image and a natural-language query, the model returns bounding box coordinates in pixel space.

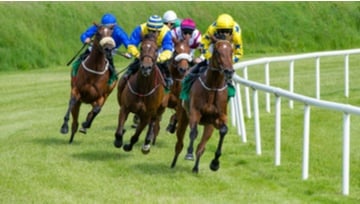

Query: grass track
[1,63,360,203]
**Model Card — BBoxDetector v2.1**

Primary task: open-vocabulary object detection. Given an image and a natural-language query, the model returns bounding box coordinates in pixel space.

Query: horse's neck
[204,61,225,88]
[85,47,106,70]
[135,67,160,90]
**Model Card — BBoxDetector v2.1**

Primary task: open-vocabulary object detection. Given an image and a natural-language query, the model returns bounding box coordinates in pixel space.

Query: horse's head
[139,33,158,77]
[209,40,235,81]
[94,24,116,58]
[172,38,191,76]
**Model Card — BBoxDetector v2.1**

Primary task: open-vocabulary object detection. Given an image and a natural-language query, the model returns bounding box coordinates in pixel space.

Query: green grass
[2,1,360,203]
[1,58,360,203]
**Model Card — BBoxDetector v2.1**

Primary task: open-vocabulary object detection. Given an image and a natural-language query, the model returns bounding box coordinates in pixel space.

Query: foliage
[1,2,360,70]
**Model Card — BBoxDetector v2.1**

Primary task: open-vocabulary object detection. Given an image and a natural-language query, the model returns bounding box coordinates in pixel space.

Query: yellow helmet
[216,14,234,29]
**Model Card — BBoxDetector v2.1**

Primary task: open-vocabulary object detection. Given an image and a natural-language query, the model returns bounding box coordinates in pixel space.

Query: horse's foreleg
[171,108,189,168]
[60,96,76,134]
[80,99,105,134]
[123,117,148,152]
[151,117,161,145]
[69,101,81,143]
[210,124,228,172]
[192,124,214,173]
[114,108,129,148]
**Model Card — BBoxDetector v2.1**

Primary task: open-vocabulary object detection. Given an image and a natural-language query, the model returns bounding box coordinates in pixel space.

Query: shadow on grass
[71,150,130,161]
[31,136,78,146]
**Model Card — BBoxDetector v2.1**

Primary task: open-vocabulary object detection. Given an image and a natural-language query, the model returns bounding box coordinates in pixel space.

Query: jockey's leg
[158,62,173,89]
[72,48,91,78]
[118,58,140,95]
[106,55,117,80]
[122,58,140,79]
[188,59,207,75]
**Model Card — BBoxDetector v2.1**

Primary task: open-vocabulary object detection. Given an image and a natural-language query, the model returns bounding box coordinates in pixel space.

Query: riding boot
[72,48,91,77]
[188,59,207,76]
[122,58,140,79]
[106,55,117,79]
[158,62,173,89]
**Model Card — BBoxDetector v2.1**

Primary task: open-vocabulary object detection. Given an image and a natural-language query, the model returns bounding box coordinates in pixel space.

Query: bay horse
[165,37,192,134]
[60,24,117,143]
[114,33,167,154]
[170,39,234,173]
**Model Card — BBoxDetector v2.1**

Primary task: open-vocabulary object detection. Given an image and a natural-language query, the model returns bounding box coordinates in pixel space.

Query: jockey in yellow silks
[201,13,243,63]
[189,13,243,76]
[121,15,174,89]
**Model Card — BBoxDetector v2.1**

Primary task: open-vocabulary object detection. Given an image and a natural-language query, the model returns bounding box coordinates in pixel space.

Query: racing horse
[165,37,192,134]
[114,33,167,154]
[170,39,234,173]
[60,24,117,143]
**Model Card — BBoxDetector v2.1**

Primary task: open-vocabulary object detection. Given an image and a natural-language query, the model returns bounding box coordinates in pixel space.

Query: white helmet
[163,10,177,23]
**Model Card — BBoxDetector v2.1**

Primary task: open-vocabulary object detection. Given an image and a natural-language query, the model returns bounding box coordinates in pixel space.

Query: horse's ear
[93,22,99,27]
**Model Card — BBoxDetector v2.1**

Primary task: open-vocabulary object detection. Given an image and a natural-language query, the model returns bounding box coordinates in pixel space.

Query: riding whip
[66,43,87,66]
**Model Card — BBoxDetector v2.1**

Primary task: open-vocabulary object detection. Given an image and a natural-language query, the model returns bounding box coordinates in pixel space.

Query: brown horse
[170,39,234,173]
[60,24,117,143]
[114,33,167,153]
[165,37,192,134]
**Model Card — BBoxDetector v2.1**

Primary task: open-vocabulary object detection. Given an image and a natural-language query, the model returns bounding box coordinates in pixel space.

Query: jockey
[171,18,202,65]
[163,10,181,29]
[188,13,243,75]
[74,13,130,80]
[122,15,174,89]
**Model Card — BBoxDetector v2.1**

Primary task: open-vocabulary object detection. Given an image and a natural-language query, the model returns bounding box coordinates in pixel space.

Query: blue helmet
[101,13,117,25]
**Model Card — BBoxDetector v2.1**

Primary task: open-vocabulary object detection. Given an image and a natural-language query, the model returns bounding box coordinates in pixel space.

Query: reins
[81,56,109,75]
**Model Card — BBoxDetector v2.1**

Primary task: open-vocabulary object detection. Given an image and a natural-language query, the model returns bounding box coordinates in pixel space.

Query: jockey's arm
[157,31,174,63]
[232,27,243,63]
[126,26,143,58]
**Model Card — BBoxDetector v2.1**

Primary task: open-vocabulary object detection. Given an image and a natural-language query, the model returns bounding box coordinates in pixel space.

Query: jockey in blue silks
[74,13,130,81]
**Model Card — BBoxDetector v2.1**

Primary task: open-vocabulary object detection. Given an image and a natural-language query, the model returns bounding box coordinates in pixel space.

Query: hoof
[141,144,151,154]
[123,144,132,152]
[185,153,194,161]
[192,167,199,173]
[60,124,68,134]
[114,139,122,148]
[210,159,220,171]
[79,127,86,134]
[166,124,176,134]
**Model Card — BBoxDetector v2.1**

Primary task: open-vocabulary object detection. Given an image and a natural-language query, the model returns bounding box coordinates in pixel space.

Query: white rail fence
[230,48,360,195]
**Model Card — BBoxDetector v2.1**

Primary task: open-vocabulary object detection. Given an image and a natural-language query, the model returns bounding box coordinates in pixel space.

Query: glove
[127,45,140,58]
[157,50,172,63]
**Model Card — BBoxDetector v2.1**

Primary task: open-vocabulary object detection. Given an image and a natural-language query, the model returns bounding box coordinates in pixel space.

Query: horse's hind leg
[69,101,81,143]
[166,113,177,134]
[60,97,76,134]
[209,124,228,172]
[79,105,101,134]
[192,124,214,173]
[171,108,188,168]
